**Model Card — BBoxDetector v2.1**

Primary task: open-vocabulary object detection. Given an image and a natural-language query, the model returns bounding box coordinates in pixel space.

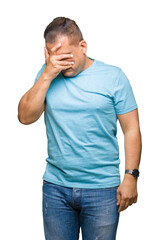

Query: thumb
[116,190,121,205]
[44,47,49,61]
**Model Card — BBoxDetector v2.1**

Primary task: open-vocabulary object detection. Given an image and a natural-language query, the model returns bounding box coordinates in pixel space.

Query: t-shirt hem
[42,176,121,189]
[116,104,138,115]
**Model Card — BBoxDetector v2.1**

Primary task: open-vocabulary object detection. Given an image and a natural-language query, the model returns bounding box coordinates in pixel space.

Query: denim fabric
[42,180,120,240]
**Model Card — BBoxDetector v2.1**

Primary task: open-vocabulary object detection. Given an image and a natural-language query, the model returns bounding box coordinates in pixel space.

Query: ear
[79,40,87,54]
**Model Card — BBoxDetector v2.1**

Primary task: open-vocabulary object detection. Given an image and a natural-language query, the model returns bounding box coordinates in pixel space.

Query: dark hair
[44,17,84,46]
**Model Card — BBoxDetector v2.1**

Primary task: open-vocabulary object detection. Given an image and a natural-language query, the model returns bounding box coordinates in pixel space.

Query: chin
[62,68,75,77]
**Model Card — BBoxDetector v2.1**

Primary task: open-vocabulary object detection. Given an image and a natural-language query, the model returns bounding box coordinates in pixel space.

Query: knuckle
[53,60,57,66]
[129,195,134,199]
[122,196,128,200]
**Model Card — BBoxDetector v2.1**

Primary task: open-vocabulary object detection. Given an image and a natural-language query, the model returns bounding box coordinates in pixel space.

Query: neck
[82,56,94,71]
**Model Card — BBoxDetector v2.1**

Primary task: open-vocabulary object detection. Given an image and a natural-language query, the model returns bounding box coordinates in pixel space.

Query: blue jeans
[42,180,120,240]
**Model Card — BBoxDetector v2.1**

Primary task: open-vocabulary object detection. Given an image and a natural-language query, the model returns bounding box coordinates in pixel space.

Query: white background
[1,0,159,239]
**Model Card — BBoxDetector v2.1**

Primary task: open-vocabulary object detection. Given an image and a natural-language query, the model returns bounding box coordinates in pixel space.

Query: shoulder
[95,59,121,75]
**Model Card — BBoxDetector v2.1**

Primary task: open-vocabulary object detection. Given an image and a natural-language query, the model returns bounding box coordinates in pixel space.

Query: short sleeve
[34,63,45,84]
[113,69,138,114]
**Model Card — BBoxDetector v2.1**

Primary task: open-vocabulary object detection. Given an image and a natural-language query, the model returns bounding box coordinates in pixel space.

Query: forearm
[18,72,53,124]
[123,129,142,180]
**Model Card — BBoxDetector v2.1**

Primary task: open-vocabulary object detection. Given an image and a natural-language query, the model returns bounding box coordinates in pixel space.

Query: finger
[132,196,137,203]
[44,47,49,60]
[126,199,132,208]
[55,53,74,60]
[56,60,74,66]
[128,201,133,206]
[50,42,62,54]
[59,64,74,70]
[118,199,126,213]
[128,195,137,205]
[116,191,121,206]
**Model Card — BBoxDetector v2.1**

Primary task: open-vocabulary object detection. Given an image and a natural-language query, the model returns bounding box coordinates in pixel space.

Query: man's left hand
[116,174,138,213]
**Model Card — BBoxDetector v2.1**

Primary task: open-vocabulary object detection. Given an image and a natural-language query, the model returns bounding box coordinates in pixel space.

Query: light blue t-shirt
[34,57,138,188]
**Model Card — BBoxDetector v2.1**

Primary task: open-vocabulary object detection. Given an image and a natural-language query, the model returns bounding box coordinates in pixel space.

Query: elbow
[17,113,30,125]
[17,99,43,125]
[17,103,27,124]
[17,100,33,125]
[17,114,35,125]
[17,106,33,125]
[17,109,39,125]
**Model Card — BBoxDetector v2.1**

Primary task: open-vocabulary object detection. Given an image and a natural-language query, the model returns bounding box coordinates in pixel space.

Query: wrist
[41,71,54,82]
[42,69,58,82]
[123,173,138,182]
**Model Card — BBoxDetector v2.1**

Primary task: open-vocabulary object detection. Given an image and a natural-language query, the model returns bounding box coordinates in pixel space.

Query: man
[18,17,142,240]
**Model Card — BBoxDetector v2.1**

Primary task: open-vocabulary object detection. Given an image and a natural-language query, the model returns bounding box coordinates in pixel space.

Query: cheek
[72,61,79,70]
[73,56,81,66]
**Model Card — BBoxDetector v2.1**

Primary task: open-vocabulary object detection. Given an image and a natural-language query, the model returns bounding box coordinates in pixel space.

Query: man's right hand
[43,42,74,81]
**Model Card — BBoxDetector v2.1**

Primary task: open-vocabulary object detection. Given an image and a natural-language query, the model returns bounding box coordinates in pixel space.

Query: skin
[17,35,94,124]
[116,108,142,213]
[18,35,142,214]
[45,35,94,78]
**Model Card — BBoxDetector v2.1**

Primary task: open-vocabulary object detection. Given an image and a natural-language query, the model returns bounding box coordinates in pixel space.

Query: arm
[18,43,74,124]
[116,108,142,213]
[17,73,51,124]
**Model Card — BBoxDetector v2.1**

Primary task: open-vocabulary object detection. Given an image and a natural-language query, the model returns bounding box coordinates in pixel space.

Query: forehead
[46,36,76,54]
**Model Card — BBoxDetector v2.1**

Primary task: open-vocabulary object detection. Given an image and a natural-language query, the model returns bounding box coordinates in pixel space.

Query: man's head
[44,17,88,77]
